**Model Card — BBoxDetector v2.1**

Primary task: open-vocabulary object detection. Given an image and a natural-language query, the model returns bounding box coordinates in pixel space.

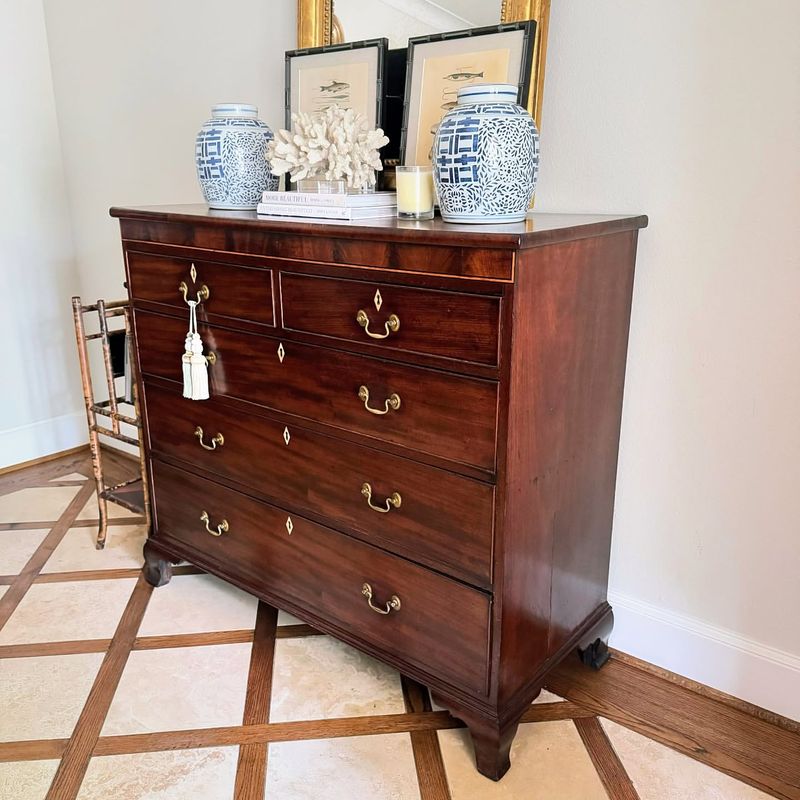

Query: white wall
[43,0,295,303]
[535,0,800,718]
[0,0,86,469]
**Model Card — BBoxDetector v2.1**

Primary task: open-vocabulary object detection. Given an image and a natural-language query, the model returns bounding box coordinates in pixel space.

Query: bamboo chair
[71,297,151,549]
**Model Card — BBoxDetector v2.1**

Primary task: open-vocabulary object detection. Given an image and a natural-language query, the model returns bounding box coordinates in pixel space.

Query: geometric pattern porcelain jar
[433,84,539,223]
[195,103,278,210]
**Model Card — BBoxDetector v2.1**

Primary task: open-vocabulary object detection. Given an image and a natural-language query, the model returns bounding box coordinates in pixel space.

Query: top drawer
[280,273,501,366]
[127,251,274,327]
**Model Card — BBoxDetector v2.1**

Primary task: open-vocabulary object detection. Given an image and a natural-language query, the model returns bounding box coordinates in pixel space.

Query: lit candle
[396,166,434,220]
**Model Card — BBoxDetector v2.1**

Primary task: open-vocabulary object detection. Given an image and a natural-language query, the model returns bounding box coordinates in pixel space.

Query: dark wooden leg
[143,540,173,587]
[431,693,521,781]
[577,606,614,670]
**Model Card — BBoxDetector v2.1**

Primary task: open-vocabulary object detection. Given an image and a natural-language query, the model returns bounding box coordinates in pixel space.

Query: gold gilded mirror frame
[296,0,551,129]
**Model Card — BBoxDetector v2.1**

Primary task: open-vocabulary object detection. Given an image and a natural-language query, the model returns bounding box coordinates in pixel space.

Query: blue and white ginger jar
[433,84,539,224]
[195,103,278,210]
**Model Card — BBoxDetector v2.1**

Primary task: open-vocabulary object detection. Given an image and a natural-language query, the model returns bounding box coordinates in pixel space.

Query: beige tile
[601,718,774,799]
[77,747,238,800]
[277,609,305,626]
[102,643,251,735]
[77,493,139,520]
[270,635,405,723]
[137,573,257,637]
[51,472,87,482]
[42,524,146,573]
[0,485,81,523]
[440,719,608,800]
[0,653,104,741]
[267,733,421,800]
[534,688,566,704]
[0,760,60,799]
[0,528,49,574]
[0,578,136,644]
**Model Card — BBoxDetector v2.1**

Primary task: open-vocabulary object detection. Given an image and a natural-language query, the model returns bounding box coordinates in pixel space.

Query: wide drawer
[280,272,500,366]
[135,310,498,472]
[150,460,491,695]
[127,251,274,326]
[144,383,494,587]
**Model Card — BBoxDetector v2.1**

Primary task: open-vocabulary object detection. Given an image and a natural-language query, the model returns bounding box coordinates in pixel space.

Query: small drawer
[150,460,491,695]
[135,311,498,472]
[127,251,274,326]
[280,272,500,366]
[144,384,494,587]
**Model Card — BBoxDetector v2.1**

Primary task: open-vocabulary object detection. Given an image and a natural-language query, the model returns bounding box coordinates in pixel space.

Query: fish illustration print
[443,70,484,81]
[320,80,350,93]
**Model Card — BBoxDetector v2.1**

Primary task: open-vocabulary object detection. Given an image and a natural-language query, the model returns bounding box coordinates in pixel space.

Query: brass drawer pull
[361,482,401,513]
[356,309,400,339]
[179,281,210,304]
[195,426,224,451]
[358,385,401,415]
[200,510,229,536]
[362,583,401,615]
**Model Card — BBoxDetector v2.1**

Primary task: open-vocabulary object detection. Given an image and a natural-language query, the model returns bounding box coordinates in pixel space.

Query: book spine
[256,203,351,219]
[260,192,345,207]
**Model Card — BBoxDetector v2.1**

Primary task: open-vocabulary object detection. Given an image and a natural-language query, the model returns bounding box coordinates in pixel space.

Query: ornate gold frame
[296,0,550,128]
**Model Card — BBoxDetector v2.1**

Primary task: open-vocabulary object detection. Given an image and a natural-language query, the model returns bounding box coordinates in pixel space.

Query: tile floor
[0,467,789,799]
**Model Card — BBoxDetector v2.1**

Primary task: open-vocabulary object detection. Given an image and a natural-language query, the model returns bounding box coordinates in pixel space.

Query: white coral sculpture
[267,105,389,190]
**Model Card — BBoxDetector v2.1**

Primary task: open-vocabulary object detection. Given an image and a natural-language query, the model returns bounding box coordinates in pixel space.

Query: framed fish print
[401,22,536,166]
[285,38,387,130]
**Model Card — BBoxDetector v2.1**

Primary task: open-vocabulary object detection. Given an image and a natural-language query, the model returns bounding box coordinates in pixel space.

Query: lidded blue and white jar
[195,103,278,210]
[433,84,539,224]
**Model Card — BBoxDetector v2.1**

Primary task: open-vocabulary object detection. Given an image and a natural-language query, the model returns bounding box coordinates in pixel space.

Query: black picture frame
[284,38,388,131]
[400,21,536,166]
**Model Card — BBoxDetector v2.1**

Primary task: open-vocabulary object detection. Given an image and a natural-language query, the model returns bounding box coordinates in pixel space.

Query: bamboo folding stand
[72,297,150,548]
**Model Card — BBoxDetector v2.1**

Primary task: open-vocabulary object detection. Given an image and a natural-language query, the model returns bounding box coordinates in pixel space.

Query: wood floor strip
[520,701,595,723]
[234,603,278,800]
[402,676,451,800]
[33,564,203,585]
[610,648,800,736]
[0,481,96,632]
[0,639,111,659]
[134,629,255,651]
[274,623,324,639]
[546,656,800,800]
[0,516,144,532]
[0,575,13,585]
[93,711,465,757]
[574,717,640,800]
[45,574,153,800]
[0,738,68,762]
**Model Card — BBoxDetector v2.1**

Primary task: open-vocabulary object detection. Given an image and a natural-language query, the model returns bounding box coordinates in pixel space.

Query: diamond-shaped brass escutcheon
[285,516,293,535]
[283,426,290,446]
[277,342,285,363]
[190,263,197,282]
[373,289,382,311]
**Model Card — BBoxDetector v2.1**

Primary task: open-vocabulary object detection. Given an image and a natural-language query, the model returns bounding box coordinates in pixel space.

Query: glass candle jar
[396,166,435,220]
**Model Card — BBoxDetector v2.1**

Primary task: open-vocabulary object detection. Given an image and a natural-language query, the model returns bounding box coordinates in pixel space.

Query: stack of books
[256,190,397,221]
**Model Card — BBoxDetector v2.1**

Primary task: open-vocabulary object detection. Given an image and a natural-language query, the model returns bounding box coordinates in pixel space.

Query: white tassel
[182,304,195,398]
[189,332,209,400]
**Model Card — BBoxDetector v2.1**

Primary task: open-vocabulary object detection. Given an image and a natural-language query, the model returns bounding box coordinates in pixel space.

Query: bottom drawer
[150,460,491,695]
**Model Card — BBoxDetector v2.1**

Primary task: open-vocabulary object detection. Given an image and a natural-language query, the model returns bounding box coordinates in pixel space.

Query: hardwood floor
[0,448,797,799]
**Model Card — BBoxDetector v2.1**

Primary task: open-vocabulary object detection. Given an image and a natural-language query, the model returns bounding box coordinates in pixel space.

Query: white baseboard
[0,412,87,470]
[608,590,800,721]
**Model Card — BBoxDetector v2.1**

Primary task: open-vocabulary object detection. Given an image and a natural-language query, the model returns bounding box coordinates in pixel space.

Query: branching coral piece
[267,105,389,189]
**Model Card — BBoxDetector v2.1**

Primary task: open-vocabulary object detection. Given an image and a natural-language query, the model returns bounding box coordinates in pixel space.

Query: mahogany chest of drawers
[113,204,647,780]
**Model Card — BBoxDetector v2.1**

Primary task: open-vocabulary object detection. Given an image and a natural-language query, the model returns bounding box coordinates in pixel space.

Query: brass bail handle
[361,583,401,615]
[361,482,401,513]
[200,510,229,536]
[356,309,400,340]
[358,385,401,415]
[194,426,224,451]
[179,281,210,304]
